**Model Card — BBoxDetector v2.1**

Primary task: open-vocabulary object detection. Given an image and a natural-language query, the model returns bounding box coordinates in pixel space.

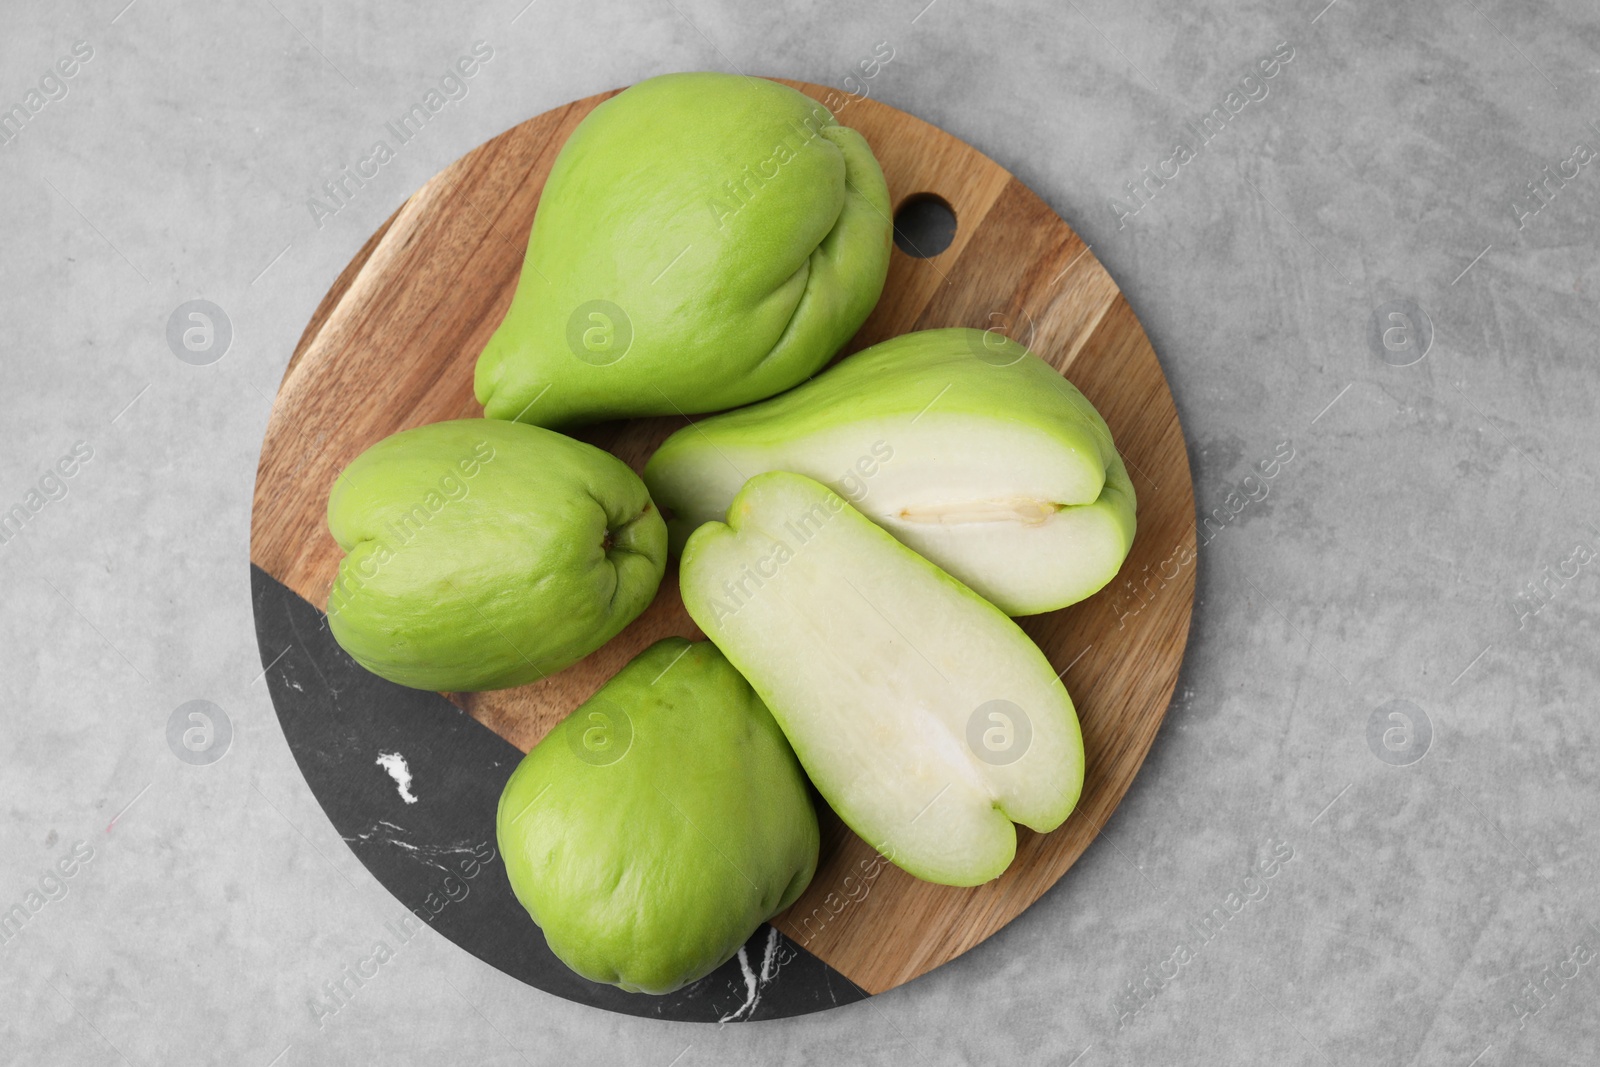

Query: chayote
[497,638,819,993]
[475,71,892,428]
[325,419,665,691]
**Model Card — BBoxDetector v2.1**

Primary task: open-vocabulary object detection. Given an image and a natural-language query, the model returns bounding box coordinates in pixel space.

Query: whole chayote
[325,419,666,691]
[497,639,819,994]
[475,71,892,429]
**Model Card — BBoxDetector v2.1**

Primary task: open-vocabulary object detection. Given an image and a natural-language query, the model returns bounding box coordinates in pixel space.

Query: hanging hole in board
[893,193,957,258]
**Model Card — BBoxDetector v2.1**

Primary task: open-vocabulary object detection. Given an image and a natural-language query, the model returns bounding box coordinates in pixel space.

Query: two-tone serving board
[250,80,1194,1021]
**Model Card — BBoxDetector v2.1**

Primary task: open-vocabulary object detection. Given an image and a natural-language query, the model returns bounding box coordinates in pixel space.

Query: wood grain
[250,80,1195,997]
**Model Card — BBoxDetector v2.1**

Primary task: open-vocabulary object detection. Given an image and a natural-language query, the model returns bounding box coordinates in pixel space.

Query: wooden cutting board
[251,80,1194,999]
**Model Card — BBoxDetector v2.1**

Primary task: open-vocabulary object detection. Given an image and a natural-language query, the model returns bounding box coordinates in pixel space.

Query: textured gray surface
[2,0,1597,1063]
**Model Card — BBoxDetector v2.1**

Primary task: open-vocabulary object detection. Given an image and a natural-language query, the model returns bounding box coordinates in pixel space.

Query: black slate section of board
[251,563,868,1021]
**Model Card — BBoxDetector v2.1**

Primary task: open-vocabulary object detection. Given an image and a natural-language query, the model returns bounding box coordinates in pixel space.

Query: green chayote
[497,639,818,993]
[325,419,665,691]
[475,71,892,428]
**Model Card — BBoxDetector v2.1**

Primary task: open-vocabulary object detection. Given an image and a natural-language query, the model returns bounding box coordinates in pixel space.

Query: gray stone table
[1,0,1596,1063]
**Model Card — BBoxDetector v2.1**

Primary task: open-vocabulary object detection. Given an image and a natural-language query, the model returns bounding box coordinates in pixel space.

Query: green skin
[645,327,1137,614]
[475,71,892,429]
[497,639,819,994]
[325,419,665,691]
